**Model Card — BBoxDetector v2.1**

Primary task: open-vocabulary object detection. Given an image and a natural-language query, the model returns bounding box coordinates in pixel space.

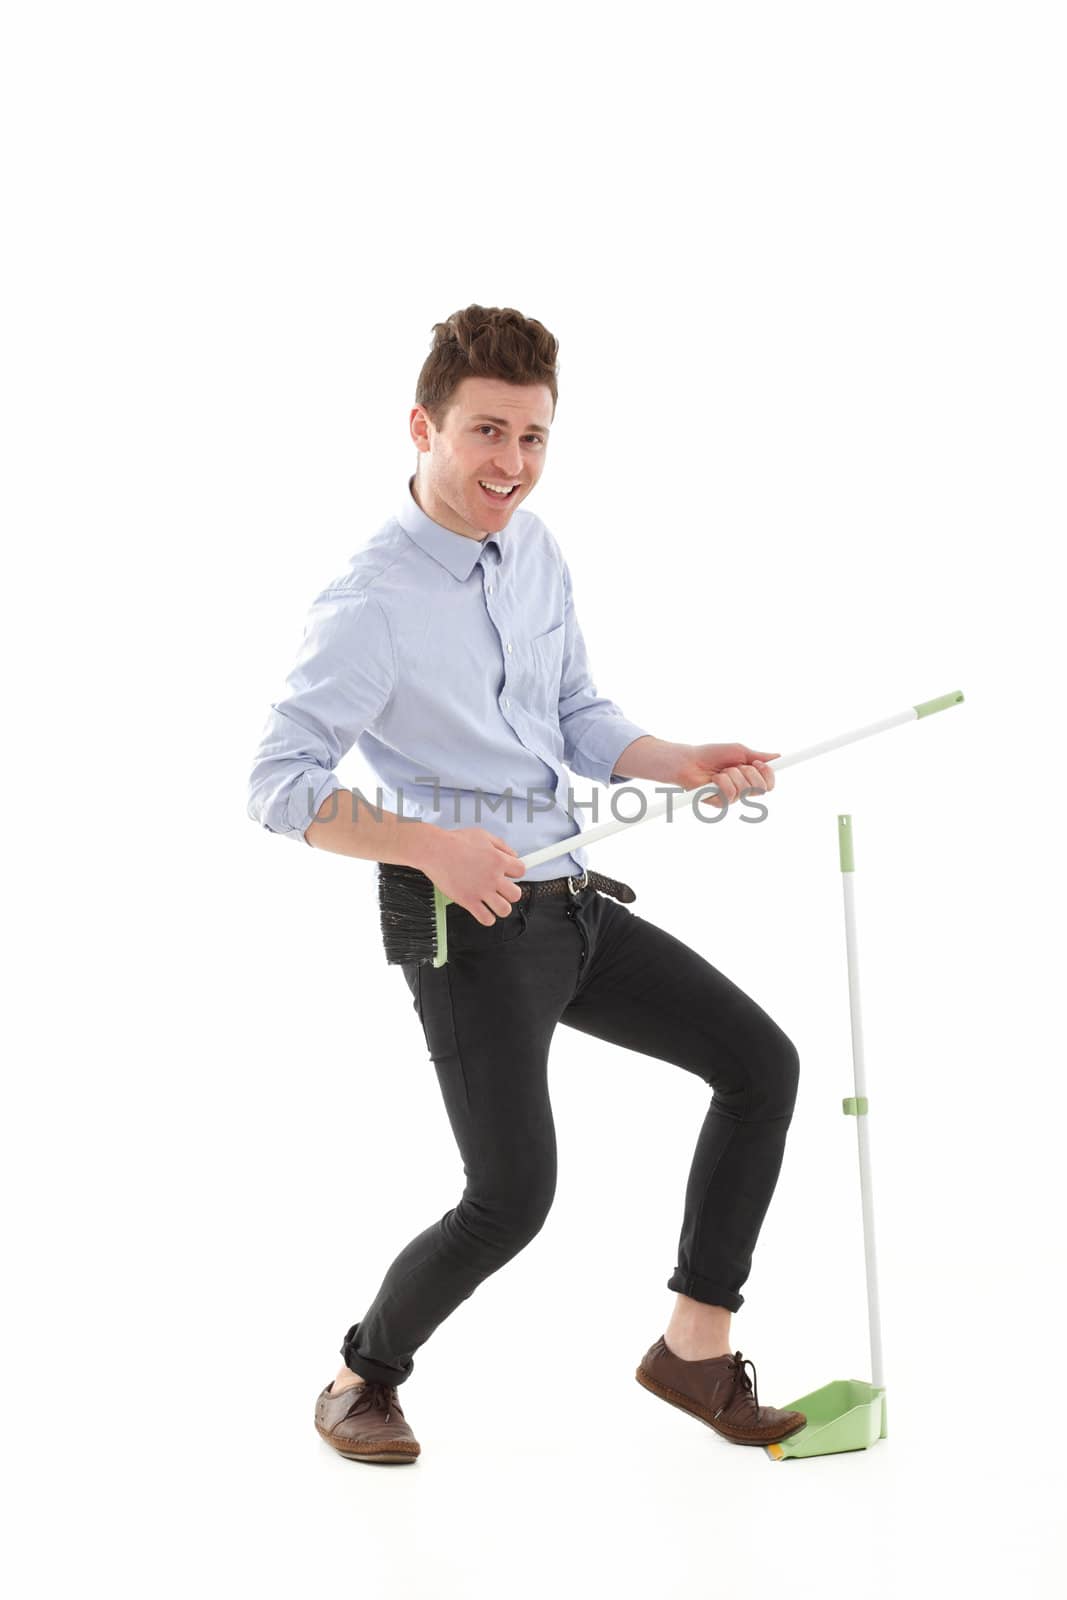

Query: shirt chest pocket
[529,621,565,717]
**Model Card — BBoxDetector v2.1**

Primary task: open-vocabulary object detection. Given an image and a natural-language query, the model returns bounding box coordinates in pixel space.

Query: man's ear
[409,406,432,452]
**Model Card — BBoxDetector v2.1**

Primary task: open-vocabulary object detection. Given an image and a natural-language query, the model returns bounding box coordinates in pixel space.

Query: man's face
[410,376,553,540]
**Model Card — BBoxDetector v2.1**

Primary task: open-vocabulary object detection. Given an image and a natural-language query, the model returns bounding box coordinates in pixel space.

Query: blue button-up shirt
[246,477,650,879]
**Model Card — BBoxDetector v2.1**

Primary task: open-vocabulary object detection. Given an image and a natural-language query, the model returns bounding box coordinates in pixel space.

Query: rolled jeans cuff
[340,1321,415,1387]
[666,1269,745,1314]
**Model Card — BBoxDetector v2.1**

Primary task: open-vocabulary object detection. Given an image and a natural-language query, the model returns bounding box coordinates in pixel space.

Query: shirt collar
[398,475,503,580]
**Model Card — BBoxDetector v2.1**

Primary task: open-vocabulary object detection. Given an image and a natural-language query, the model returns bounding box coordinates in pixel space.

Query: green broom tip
[914,689,964,718]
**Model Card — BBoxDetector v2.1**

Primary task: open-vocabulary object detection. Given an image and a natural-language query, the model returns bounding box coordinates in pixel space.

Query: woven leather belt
[520,868,636,904]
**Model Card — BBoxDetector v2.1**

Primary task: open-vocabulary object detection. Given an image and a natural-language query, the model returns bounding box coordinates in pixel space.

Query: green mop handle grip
[914,690,965,719]
[838,814,855,873]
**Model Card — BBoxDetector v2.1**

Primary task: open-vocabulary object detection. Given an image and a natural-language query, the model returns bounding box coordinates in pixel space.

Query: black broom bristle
[377,861,444,966]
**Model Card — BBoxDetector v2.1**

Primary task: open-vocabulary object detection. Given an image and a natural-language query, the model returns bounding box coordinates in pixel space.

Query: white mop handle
[519,690,964,871]
[839,815,885,1393]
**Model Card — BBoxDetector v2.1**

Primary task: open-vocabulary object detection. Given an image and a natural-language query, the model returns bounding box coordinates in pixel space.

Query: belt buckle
[567,867,589,897]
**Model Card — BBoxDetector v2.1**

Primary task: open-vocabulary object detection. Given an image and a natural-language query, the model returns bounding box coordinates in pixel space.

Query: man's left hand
[677,743,781,810]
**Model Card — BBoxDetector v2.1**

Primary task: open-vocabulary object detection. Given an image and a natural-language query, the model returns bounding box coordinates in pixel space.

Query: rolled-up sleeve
[246,586,395,843]
[556,558,650,787]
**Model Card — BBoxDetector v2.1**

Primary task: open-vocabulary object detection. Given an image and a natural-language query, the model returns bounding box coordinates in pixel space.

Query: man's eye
[477,425,544,444]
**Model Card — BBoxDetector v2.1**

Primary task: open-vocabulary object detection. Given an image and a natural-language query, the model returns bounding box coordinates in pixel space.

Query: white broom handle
[519,690,964,871]
[839,815,885,1393]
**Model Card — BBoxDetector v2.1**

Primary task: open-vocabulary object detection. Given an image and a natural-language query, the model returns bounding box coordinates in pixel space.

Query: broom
[377,690,964,968]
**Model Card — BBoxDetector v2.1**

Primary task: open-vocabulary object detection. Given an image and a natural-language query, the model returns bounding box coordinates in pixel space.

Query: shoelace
[343,1382,404,1425]
[716,1351,761,1419]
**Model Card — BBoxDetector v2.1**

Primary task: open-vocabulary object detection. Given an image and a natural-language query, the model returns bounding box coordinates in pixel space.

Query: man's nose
[493,442,525,476]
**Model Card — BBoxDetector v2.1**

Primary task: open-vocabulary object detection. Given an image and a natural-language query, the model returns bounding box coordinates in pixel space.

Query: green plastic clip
[913,690,964,719]
[842,1096,869,1115]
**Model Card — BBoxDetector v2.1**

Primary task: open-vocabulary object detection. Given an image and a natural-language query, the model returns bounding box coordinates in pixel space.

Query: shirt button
[506,642,513,653]
[504,697,510,708]
[486,584,494,594]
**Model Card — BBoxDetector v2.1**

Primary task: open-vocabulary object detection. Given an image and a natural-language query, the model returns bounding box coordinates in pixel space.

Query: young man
[247,304,807,1464]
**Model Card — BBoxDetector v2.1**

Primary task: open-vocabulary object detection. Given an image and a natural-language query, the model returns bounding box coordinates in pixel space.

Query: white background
[3,3,1064,1596]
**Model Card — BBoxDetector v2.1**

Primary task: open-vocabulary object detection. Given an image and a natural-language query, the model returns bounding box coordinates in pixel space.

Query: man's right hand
[414,827,527,926]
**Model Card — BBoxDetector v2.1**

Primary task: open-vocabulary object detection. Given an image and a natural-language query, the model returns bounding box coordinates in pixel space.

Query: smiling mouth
[478,481,520,500]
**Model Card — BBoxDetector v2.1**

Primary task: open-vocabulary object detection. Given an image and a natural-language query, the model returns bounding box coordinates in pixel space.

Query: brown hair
[415,304,559,431]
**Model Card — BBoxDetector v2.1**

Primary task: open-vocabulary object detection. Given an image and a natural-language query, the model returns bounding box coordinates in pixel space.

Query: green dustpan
[767,815,889,1461]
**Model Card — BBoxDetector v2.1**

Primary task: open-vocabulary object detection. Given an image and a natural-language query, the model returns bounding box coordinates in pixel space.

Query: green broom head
[377,862,451,967]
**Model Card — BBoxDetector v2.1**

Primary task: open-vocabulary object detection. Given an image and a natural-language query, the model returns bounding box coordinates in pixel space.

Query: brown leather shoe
[636,1337,807,1447]
[314,1380,421,1463]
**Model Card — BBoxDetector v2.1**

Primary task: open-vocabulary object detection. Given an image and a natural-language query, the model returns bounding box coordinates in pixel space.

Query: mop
[766,813,889,1461]
[377,690,964,966]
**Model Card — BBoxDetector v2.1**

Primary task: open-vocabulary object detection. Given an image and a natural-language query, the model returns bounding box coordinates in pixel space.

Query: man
[247,304,806,1465]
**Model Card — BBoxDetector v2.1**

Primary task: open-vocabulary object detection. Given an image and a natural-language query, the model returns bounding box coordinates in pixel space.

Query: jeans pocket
[413,961,460,1065]
[400,960,424,1021]
[446,900,529,955]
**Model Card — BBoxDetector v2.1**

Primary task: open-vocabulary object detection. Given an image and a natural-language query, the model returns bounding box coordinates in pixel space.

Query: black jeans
[340,881,800,1387]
